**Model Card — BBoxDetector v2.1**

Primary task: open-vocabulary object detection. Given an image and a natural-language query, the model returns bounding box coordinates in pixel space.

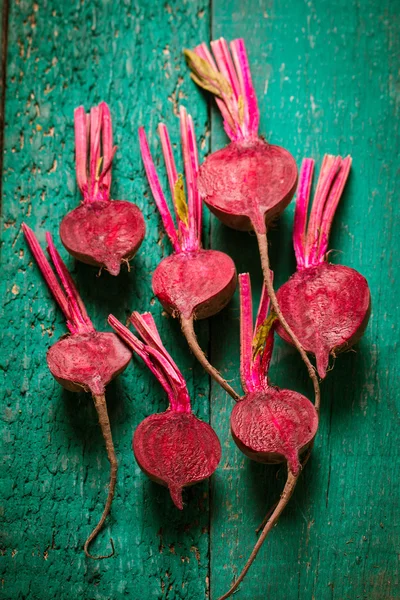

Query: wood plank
[0,2,211,599]
[0,0,9,199]
[209,1,400,598]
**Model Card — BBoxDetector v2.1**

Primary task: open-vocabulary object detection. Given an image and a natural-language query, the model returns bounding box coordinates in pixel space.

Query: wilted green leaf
[174,174,189,226]
[252,313,277,359]
[183,49,233,99]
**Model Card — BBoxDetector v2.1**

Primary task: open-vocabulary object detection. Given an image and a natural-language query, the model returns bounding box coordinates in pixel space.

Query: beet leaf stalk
[184,38,320,407]
[276,155,371,377]
[138,106,239,399]
[219,272,319,600]
[23,224,131,559]
[108,312,221,508]
[60,102,145,276]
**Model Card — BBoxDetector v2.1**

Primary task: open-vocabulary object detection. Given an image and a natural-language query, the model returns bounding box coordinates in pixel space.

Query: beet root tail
[104,258,121,277]
[84,393,118,560]
[218,470,299,600]
[315,344,330,379]
[180,316,240,400]
[169,484,184,510]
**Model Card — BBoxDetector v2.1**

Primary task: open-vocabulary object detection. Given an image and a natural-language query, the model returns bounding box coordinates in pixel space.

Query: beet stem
[294,155,352,269]
[138,126,180,252]
[218,470,299,600]
[256,231,321,413]
[45,232,94,334]
[188,38,259,142]
[180,315,240,400]
[22,224,93,335]
[74,103,116,204]
[84,393,117,560]
[109,313,192,412]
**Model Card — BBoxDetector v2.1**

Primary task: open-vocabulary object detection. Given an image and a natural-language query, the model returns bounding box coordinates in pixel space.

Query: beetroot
[185,38,320,405]
[60,102,145,276]
[276,155,371,378]
[23,224,132,559]
[108,312,221,509]
[138,106,238,399]
[219,273,319,600]
[185,38,297,234]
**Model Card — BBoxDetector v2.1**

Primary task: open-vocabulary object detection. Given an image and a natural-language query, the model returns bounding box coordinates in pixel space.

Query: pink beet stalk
[277,155,371,377]
[60,102,145,276]
[194,38,259,142]
[23,224,132,559]
[219,273,319,600]
[139,106,238,399]
[185,38,320,411]
[108,312,221,509]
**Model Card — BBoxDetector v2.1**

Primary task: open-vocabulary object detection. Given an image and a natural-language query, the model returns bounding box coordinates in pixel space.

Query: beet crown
[276,155,371,377]
[60,102,145,275]
[139,107,238,399]
[109,312,221,509]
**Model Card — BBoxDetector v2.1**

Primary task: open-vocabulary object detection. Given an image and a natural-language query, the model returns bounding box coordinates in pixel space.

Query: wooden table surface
[1,1,399,599]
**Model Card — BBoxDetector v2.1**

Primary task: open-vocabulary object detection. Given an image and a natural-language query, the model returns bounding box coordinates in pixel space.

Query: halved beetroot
[133,411,220,509]
[217,272,319,600]
[47,331,131,396]
[198,138,297,233]
[231,388,318,476]
[185,40,298,235]
[152,249,236,320]
[139,107,238,399]
[23,224,131,559]
[60,200,145,276]
[276,155,371,377]
[109,311,221,509]
[59,102,145,276]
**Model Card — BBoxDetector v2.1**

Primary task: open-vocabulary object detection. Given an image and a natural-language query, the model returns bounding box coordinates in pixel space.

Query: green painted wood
[0,0,9,189]
[209,1,400,599]
[0,1,212,599]
[1,1,399,599]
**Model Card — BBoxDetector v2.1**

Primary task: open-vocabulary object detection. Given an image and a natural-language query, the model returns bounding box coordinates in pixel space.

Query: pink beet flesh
[276,263,371,378]
[47,331,131,395]
[198,139,298,233]
[109,312,222,509]
[231,388,318,476]
[152,249,237,320]
[133,411,221,509]
[60,200,145,276]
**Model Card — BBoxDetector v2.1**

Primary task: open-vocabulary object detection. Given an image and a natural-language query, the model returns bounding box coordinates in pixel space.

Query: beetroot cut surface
[276,155,371,378]
[23,224,131,559]
[218,273,319,600]
[108,312,221,509]
[185,38,320,411]
[60,102,145,276]
[139,106,238,399]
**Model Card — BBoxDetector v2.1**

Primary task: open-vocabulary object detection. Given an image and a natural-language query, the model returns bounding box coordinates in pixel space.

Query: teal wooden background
[1,1,399,599]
